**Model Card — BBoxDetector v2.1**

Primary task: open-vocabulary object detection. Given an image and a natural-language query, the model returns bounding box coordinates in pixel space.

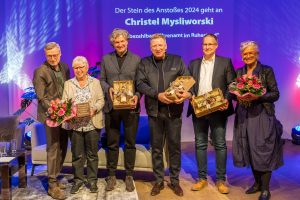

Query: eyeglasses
[73,66,86,70]
[202,43,217,47]
[46,53,60,58]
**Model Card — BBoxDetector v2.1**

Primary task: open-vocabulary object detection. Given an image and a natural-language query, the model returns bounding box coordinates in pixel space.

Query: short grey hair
[240,41,259,53]
[109,28,129,45]
[150,33,166,42]
[72,56,89,68]
[44,42,61,52]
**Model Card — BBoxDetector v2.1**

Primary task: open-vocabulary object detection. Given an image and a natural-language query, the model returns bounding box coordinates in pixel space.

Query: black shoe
[151,182,164,196]
[70,182,84,194]
[245,183,261,194]
[89,181,98,193]
[167,183,184,197]
[125,176,135,192]
[106,176,116,191]
[259,190,271,200]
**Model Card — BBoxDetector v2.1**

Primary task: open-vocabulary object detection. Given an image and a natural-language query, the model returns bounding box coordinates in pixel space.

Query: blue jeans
[192,112,227,181]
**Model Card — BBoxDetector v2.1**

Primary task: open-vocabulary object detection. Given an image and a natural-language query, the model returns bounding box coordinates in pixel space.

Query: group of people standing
[33,29,284,200]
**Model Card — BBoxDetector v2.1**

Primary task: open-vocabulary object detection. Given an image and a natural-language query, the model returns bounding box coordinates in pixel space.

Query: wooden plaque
[76,103,90,118]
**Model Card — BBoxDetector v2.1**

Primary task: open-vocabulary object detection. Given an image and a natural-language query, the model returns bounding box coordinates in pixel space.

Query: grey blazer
[33,62,70,123]
[187,55,236,117]
[100,51,141,113]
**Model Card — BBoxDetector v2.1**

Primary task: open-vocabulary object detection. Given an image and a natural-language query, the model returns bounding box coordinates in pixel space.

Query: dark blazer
[33,61,70,123]
[236,62,279,115]
[187,55,236,117]
[100,51,141,113]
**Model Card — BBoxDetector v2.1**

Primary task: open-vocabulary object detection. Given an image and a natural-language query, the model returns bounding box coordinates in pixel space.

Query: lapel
[194,58,202,94]
[110,52,120,73]
[211,56,219,87]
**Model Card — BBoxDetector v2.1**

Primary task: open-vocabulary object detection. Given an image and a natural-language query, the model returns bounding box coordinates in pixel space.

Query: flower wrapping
[46,98,77,127]
[229,74,266,98]
[165,76,195,100]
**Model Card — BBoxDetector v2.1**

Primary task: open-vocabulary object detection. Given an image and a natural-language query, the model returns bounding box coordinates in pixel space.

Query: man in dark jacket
[187,33,236,194]
[100,28,141,192]
[33,42,70,200]
[136,33,191,197]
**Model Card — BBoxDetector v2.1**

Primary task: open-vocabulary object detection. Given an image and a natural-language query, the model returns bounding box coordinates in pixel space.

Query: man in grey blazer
[33,42,70,200]
[187,34,236,194]
[100,28,141,192]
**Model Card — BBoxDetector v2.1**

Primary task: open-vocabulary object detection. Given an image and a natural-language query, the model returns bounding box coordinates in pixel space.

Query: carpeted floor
[12,171,138,200]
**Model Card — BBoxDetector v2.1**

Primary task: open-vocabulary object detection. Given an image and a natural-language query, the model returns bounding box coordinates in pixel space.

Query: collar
[116,49,128,58]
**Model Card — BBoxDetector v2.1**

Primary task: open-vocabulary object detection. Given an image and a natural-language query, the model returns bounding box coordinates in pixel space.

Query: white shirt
[198,55,215,96]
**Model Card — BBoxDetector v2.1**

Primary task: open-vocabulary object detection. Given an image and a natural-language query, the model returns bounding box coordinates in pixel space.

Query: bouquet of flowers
[46,98,77,127]
[229,75,266,106]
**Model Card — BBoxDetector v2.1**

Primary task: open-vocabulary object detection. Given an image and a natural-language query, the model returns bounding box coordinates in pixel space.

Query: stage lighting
[291,125,300,145]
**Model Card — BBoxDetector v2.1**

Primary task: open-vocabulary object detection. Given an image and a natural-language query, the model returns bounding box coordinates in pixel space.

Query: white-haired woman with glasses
[62,56,104,194]
[232,41,284,200]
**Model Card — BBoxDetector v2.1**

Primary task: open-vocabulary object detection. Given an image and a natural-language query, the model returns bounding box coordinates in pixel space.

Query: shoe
[70,182,84,194]
[57,182,67,190]
[245,183,261,194]
[125,176,135,192]
[259,190,271,200]
[106,176,116,191]
[48,186,67,200]
[150,182,164,196]
[216,180,230,194]
[89,181,98,193]
[167,183,184,197]
[191,179,208,191]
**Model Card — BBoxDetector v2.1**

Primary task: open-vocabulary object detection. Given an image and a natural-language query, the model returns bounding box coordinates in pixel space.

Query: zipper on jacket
[161,60,171,118]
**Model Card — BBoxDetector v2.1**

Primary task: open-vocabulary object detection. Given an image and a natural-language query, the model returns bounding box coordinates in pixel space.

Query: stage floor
[9,140,300,200]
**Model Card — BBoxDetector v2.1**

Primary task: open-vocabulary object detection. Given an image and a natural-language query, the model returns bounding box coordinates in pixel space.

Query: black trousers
[105,110,139,176]
[148,108,182,185]
[71,129,100,184]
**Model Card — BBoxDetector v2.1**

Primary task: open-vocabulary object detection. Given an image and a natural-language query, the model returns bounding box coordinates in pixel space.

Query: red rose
[253,83,261,89]
[237,83,245,89]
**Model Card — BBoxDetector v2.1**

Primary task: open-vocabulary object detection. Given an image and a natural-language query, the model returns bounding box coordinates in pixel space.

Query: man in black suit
[100,28,141,192]
[187,34,236,194]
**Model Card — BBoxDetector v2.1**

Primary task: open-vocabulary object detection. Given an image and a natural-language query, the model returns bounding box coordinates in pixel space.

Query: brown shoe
[48,186,67,200]
[57,182,67,190]
[167,183,184,197]
[151,182,164,196]
[216,180,230,194]
[191,179,208,191]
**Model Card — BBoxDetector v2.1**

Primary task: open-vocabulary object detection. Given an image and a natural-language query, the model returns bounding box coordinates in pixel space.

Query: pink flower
[237,83,245,89]
[48,107,53,114]
[62,103,67,109]
[253,83,261,89]
[55,98,60,104]
[247,80,253,86]
[57,108,65,116]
